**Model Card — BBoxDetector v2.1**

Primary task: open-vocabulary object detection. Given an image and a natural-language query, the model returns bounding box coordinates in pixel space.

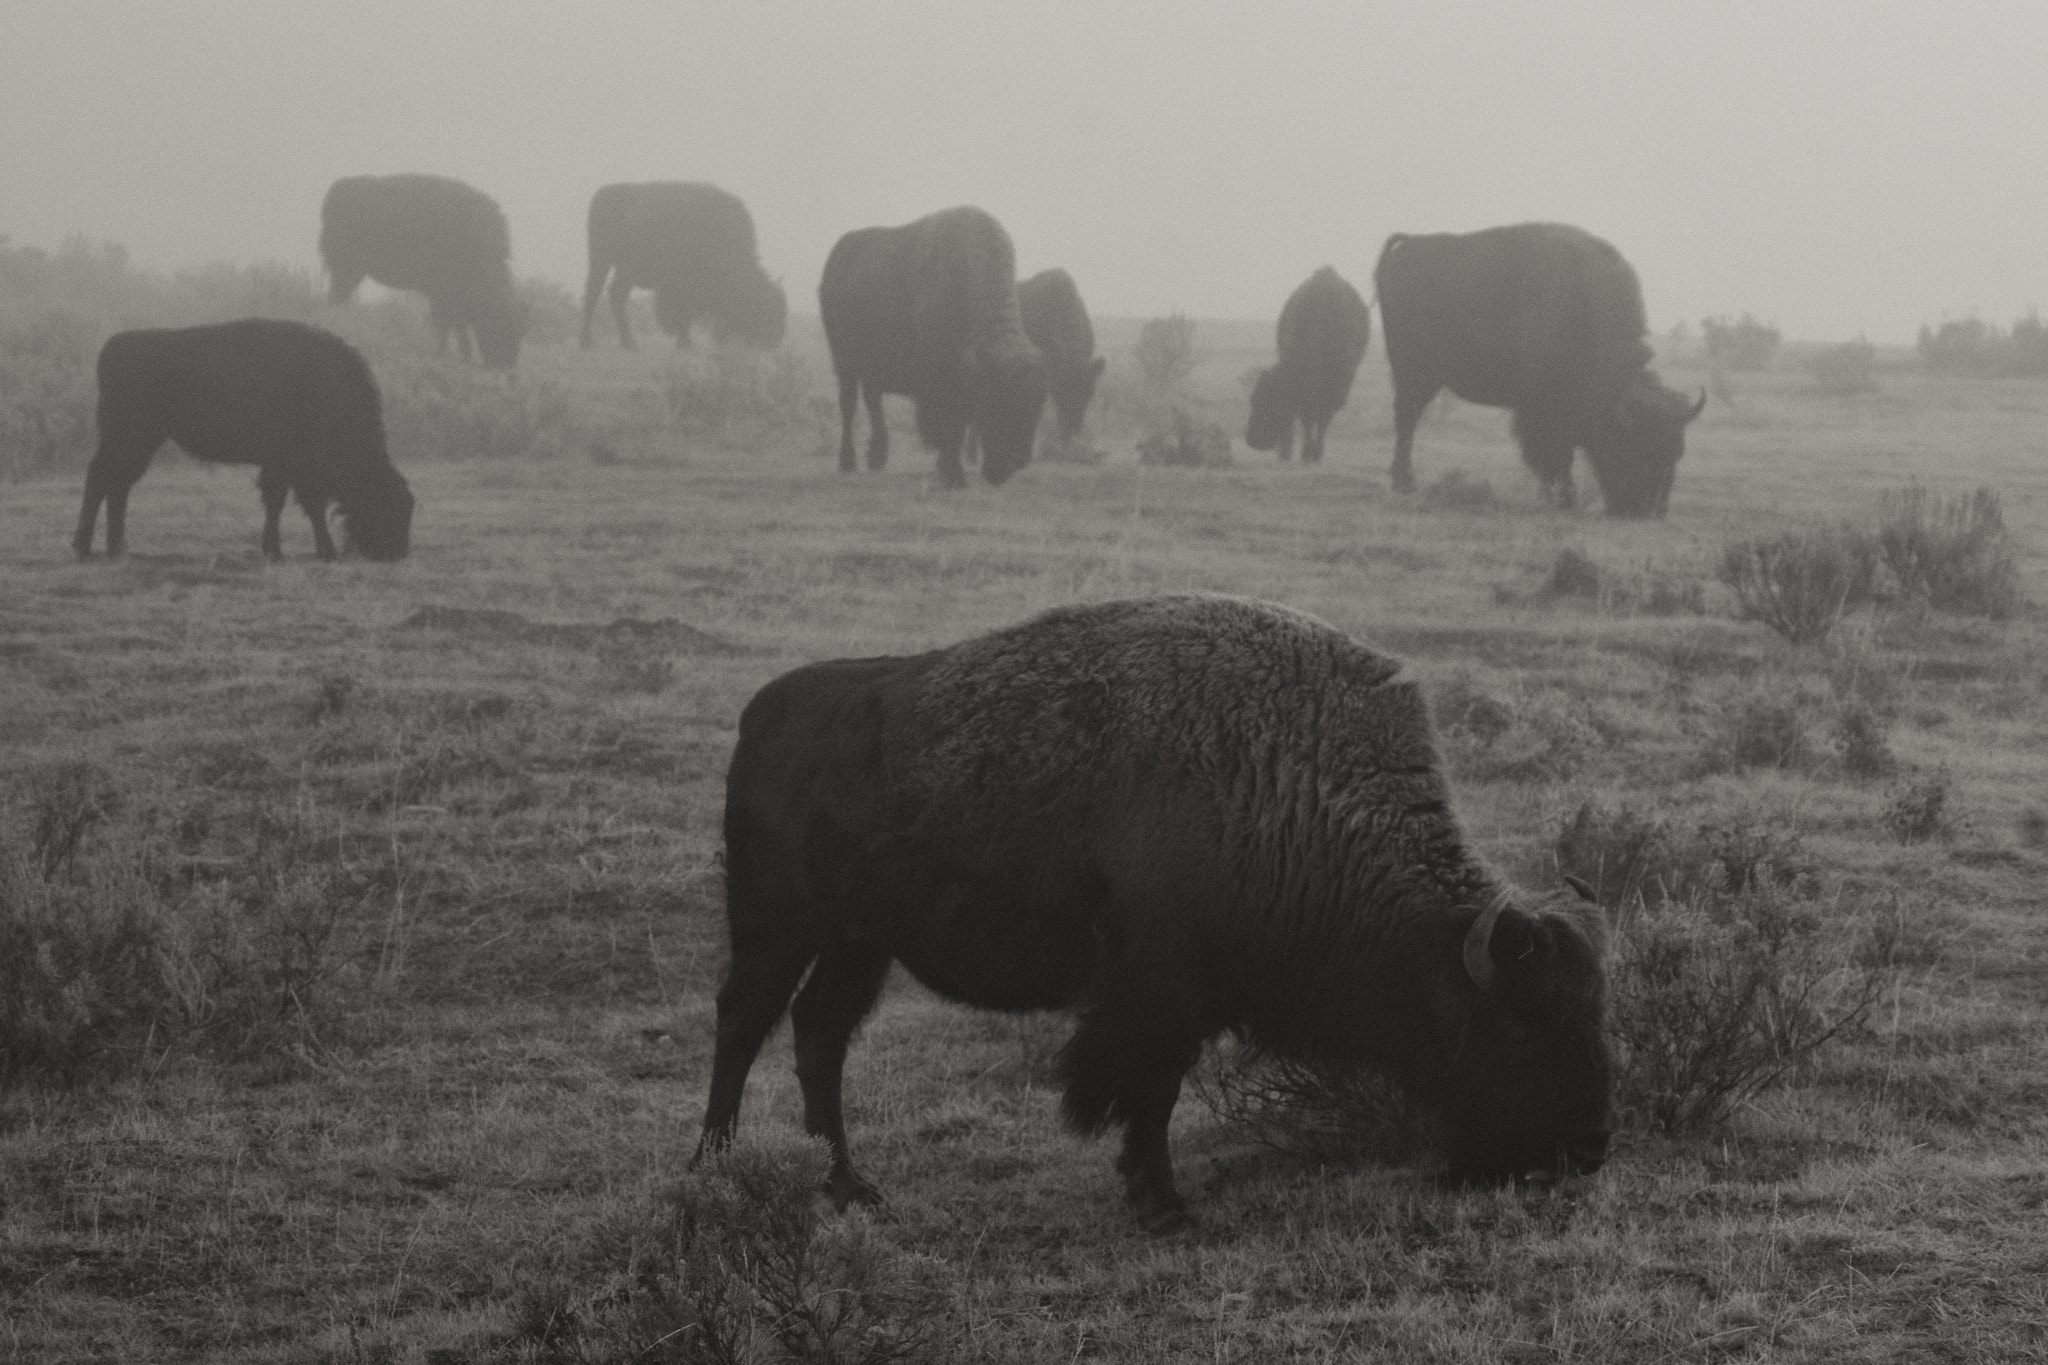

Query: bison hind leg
[789,939,894,1209]
[696,942,817,1165]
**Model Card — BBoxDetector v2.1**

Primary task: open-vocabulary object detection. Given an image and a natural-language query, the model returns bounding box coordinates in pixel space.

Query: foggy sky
[5,1,2044,343]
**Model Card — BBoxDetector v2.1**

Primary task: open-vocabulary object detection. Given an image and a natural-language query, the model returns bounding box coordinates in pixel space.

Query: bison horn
[1686,388,1707,422]
[1463,891,1511,991]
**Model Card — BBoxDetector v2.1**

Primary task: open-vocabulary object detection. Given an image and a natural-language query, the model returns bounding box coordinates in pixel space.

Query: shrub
[1810,339,1877,396]
[1885,769,1954,844]
[1702,314,1781,372]
[1195,1039,1432,1167]
[1830,703,1896,778]
[22,761,118,880]
[662,347,817,448]
[1556,803,1809,913]
[1132,312,1198,392]
[1874,485,2020,618]
[380,360,579,461]
[506,1138,939,1364]
[0,308,98,480]
[1719,525,1879,644]
[1429,676,1516,746]
[1917,313,2048,377]
[1609,880,1892,1132]
[1420,470,1498,511]
[1544,548,1603,599]
[1711,697,1814,772]
[1135,407,1232,468]
[1442,693,1601,784]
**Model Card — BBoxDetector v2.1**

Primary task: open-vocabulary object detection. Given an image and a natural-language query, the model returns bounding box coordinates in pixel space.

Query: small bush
[1885,769,1954,844]
[505,1138,939,1364]
[1429,676,1515,746]
[1712,697,1813,772]
[1443,693,1602,784]
[1719,526,1879,644]
[1133,312,1198,392]
[1702,314,1781,372]
[1556,803,1809,913]
[1545,548,1603,599]
[1830,703,1896,778]
[1136,407,1232,468]
[1196,1040,1431,1167]
[2018,809,2047,849]
[1420,470,1498,511]
[1609,880,1892,1132]
[0,308,97,479]
[1810,339,1877,395]
[1874,485,2021,618]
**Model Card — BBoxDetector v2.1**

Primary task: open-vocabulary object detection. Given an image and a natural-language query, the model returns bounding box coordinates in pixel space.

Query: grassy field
[2,313,2046,1363]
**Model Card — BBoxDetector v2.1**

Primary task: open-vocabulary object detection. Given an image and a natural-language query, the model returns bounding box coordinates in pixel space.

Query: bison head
[1430,889,1613,1185]
[971,341,1049,486]
[713,271,788,349]
[1243,367,1295,453]
[1047,353,1107,443]
[1583,375,1705,518]
[338,466,415,561]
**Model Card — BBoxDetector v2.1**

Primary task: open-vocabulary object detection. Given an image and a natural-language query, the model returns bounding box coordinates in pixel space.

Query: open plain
[3,308,2046,1362]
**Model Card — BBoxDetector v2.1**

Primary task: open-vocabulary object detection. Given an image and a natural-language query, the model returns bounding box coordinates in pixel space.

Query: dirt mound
[398,604,739,654]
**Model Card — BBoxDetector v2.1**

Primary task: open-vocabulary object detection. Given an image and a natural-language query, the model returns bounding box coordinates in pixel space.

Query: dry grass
[0,317,2045,1362]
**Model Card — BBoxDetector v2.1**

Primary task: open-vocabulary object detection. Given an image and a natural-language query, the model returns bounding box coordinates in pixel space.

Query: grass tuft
[1719,525,1878,644]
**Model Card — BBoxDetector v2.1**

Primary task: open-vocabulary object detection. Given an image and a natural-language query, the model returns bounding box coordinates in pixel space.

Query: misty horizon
[6,1,2047,345]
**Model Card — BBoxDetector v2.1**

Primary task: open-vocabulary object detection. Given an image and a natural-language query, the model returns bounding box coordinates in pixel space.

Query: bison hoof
[1135,1202,1192,1236]
[826,1168,884,1210]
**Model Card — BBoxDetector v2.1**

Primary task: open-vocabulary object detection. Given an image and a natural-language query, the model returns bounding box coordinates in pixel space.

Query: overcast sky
[4,1,2043,342]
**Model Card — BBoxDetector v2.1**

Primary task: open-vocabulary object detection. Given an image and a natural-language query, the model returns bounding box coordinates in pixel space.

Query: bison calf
[699,595,1612,1231]
[73,319,413,561]
[1245,266,1372,464]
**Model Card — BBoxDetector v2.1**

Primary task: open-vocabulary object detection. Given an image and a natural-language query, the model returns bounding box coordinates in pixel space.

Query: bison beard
[819,206,1049,488]
[697,595,1613,1231]
[72,319,413,562]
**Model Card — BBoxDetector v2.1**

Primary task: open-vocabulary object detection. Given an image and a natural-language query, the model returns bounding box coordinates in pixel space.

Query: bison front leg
[1390,382,1438,492]
[1303,415,1328,465]
[608,276,637,350]
[1058,998,1203,1234]
[863,385,890,472]
[789,940,894,1208]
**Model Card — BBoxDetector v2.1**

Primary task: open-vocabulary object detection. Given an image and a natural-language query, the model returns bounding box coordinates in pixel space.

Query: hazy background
[4,0,2044,343]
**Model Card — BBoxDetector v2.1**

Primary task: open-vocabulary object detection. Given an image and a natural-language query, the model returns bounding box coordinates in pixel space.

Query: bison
[819,206,1048,488]
[580,182,787,351]
[72,319,413,561]
[1017,268,1105,446]
[697,594,1613,1232]
[321,173,528,369]
[1374,223,1704,515]
[1245,266,1373,464]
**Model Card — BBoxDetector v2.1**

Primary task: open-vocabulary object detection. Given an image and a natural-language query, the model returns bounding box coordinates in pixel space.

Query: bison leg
[695,942,816,1162]
[1390,381,1438,492]
[258,471,290,559]
[790,939,894,1209]
[608,276,637,350]
[1058,996,1204,1233]
[1511,412,1577,508]
[74,427,160,558]
[579,262,607,349]
[1303,415,1327,465]
[836,374,861,473]
[1277,422,1295,462]
[863,386,890,472]
[298,487,339,562]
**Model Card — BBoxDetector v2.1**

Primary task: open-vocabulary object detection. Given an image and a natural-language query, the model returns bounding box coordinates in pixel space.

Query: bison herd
[61,176,1661,1228]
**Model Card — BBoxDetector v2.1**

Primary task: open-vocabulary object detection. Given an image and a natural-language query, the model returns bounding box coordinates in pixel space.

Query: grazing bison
[1017,268,1105,445]
[697,595,1614,1231]
[73,319,413,561]
[1375,223,1704,515]
[819,206,1048,488]
[321,173,528,369]
[580,181,787,351]
[1245,266,1373,464]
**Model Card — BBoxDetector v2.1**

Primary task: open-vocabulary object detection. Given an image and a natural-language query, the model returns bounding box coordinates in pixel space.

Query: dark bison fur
[1017,268,1105,444]
[580,182,786,351]
[697,595,1614,1230]
[819,206,1048,489]
[1375,223,1704,516]
[73,320,412,562]
[1246,266,1372,464]
[321,173,528,369]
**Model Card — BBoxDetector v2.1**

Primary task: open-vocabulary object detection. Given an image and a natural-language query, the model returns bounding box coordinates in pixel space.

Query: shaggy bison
[1017,268,1105,445]
[321,173,528,369]
[819,206,1048,488]
[1246,266,1373,464]
[698,595,1614,1231]
[72,319,413,561]
[580,182,786,351]
[1375,223,1704,515]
